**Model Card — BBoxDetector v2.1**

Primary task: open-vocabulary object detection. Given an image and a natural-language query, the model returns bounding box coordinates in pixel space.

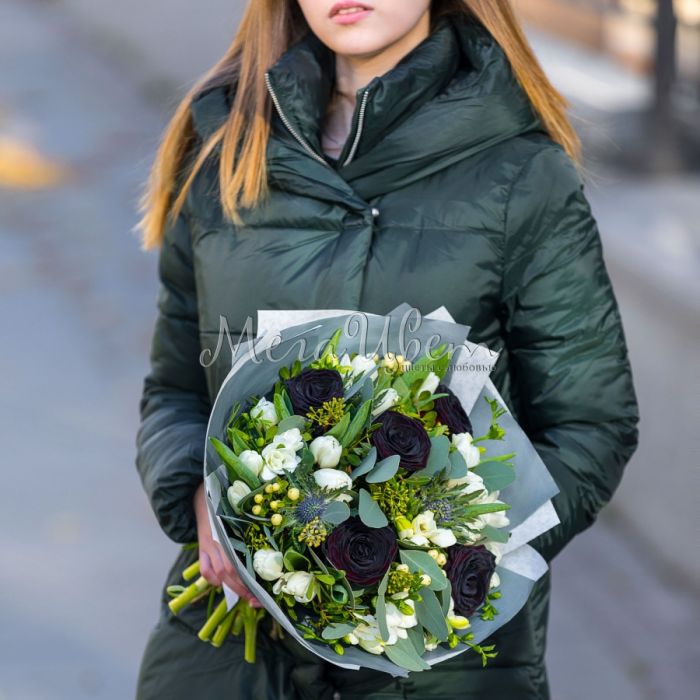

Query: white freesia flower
[490,572,501,589]
[372,387,400,416]
[273,571,317,603]
[260,443,301,481]
[483,540,503,565]
[273,428,304,452]
[250,397,278,425]
[424,637,439,651]
[416,371,440,398]
[252,548,284,581]
[385,600,418,639]
[227,480,251,509]
[238,449,263,477]
[473,491,510,529]
[349,353,378,379]
[447,597,470,630]
[451,432,481,468]
[349,614,394,653]
[409,511,456,547]
[309,435,342,468]
[447,468,484,495]
[313,468,353,500]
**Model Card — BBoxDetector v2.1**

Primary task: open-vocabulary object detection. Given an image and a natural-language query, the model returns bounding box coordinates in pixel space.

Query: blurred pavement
[1,2,698,699]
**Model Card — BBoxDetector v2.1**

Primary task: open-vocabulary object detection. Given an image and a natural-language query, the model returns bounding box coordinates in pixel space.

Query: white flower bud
[238,450,263,477]
[416,371,440,398]
[309,435,342,468]
[372,387,400,416]
[227,480,251,509]
[250,397,278,425]
[273,571,318,603]
[253,548,284,581]
[313,467,352,495]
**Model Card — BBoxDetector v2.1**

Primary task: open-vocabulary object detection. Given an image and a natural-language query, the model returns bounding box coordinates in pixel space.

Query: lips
[329,2,373,18]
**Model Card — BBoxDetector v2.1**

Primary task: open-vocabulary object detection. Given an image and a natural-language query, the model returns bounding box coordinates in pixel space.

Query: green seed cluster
[387,568,423,596]
[306,397,346,430]
[297,517,327,547]
[370,479,414,519]
[244,525,269,552]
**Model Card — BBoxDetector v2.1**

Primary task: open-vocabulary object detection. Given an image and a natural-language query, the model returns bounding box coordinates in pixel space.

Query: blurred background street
[1,1,698,698]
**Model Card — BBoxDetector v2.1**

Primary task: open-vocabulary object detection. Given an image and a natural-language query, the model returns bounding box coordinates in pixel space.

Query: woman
[134,1,639,698]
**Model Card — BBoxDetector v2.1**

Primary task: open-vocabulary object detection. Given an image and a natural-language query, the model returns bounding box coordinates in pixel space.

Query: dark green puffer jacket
[135,13,639,700]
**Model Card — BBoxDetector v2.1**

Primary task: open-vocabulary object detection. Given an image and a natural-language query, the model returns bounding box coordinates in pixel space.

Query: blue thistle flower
[295,495,327,524]
[423,498,453,524]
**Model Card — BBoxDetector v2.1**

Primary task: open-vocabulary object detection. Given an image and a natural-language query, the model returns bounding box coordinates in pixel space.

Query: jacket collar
[264,15,461,164]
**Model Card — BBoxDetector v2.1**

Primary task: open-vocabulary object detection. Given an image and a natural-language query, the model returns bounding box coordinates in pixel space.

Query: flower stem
[168,576,211,615]
[198,598,229,642]
[182,560,201,581]
[211,609,236,648]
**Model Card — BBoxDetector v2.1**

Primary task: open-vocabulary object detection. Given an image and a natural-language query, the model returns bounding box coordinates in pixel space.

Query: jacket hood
[191,13,543,206]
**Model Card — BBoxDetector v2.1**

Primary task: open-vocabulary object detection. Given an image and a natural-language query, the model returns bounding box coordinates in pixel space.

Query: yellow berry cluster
[247,480,301,528]
[380,352,412,374]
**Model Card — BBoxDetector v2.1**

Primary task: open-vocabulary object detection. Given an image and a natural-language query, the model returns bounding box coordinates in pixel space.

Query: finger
[225,576,262,608]
[209,546,227,582]
[199,551,221,587]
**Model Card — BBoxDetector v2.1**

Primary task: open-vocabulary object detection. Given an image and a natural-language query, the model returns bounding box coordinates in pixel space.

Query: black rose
[444,544,496,617]
[285,368,344,416]
[434,383,472,435]
[323,516,398,586]
[371,410,431,472]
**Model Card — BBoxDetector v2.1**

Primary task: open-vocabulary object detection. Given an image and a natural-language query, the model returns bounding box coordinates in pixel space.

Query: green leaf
[463,502,510,518]
[351,447,377,481]
[376,571,390,642]
[283,549,310,572]
[326,412,351,441]
[472,460,516,491]
[274,391,291,421]
[276,414,307,434]
[323,500,351,525]
[480,525,511,544]
[406,624,426,656]
[227,427,250,455]
[399,549,447,591]
[320,328,342,358]
[316,573,336,586]
[365,454,400,483]
[422,435,451,477]
[358,488,388,528]
[383,636,431,672]
[321,623,356,640]
[209,437,261,490]
[447,449,468,479]
[414,587,449,642]
[340,399,372,448]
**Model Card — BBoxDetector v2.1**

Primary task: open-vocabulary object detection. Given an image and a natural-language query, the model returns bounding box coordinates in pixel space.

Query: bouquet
[167,305,560,676]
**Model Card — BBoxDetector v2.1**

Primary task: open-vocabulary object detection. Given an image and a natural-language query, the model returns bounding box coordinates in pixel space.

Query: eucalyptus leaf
[366,454,400,483]
[472,460,516,491]
[358,488,388,528]
[322,623,356,640]
[447,449,468,479]
[276,414,307,433]
[399,549,447,591]
[323,500,351,525]
[383,636,431,672]
[414,587,450,641]
[421,435,450,477]
[376,571,390,642]
[480,524,511,544]
[351,447,377,481]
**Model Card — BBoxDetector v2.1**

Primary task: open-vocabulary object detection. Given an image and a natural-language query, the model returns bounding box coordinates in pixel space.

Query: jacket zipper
[264,71,370,168]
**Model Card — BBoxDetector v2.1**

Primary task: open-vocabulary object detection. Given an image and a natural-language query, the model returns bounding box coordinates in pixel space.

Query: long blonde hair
[138,0,580,249]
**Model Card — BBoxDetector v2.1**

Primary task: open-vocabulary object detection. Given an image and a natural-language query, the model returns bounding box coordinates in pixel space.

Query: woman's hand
[193,482,261,608]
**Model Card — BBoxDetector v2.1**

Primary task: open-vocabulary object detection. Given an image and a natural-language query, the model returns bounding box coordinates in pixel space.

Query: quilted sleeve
[500,145,640,562]
[135,195,211,544]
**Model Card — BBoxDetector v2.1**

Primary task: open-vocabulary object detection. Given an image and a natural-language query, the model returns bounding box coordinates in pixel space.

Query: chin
[323,29,399,59]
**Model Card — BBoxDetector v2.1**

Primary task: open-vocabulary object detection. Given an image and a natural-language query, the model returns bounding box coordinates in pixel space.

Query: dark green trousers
[136,548,550,699]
